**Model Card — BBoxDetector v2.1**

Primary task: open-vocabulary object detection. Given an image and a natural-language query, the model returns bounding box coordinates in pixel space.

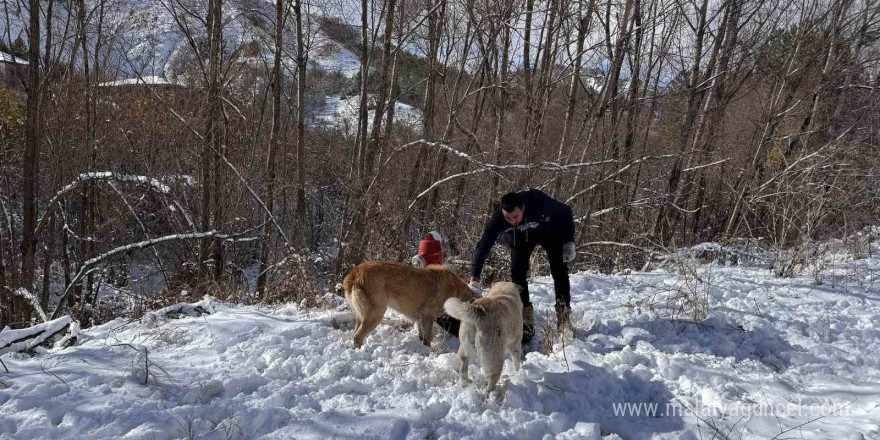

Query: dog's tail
[343,271,370,319]
[444,298,486,326]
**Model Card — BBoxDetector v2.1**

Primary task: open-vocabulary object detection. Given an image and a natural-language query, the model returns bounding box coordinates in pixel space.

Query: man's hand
[468,278,482,297]
[562,242,577,263]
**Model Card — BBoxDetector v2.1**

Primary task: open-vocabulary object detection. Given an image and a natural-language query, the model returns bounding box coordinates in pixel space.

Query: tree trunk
[209,0,226,281]
[294,0,309,250]
[525,0,560,173]
[20,0,41,294]
[652,0,711,245]
[257,0,285,297]
[724,23,809,238]
[521,0,534,141]
[350,0,398,260]
[355,0,371,179]
[202,0,224,281]
[690,0,742,240]
[489,9,512,209]
[556,0,594,163]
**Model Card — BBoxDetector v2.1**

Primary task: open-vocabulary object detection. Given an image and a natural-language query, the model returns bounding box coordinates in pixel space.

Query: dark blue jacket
[471,189,575,278]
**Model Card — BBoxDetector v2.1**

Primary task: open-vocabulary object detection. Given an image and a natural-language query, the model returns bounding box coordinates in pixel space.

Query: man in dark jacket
[470,189,577,342]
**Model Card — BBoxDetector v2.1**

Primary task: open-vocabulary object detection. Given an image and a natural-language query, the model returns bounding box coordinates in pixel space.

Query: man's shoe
[555,303,573,332]
[522,303,534,343]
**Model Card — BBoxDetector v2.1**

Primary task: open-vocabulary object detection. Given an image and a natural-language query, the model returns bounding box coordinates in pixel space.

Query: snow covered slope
[1,245,880,439]
[312,95,423,135]
[3,0,365,80]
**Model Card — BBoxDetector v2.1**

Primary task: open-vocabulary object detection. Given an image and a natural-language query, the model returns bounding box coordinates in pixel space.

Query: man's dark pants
[510,240,571,307]
[437,240,571,337]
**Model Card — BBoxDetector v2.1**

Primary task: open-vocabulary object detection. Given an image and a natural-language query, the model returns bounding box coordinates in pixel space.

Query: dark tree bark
[294,0,309,250]
[257,0,286,297]
[20,0,42,293]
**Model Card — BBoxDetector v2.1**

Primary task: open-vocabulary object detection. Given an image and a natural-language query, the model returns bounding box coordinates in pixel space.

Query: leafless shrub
[669,255,712,321]
[636,249,713,321]
[113,343,174,386]
[263,253,334,308]
[771,241,828,281]
[539,317,559,355]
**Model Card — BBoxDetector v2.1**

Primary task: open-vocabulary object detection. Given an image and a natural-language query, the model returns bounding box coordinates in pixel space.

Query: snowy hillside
[3,0,367,80]
[2,242,880,439]
[312,94,423,135]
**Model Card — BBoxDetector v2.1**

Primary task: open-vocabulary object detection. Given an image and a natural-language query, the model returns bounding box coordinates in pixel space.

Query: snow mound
[309,33,362,78]
[312,95,423,135]
[650,240,769,271]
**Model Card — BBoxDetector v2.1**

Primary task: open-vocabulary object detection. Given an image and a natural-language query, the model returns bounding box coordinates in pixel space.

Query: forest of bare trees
[1,0,878,328]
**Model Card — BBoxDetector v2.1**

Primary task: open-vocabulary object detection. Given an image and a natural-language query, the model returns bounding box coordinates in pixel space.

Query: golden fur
[444,282,523,392]
[343,261,475,348]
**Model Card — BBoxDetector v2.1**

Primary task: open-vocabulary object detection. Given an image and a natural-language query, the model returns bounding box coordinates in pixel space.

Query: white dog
[443,282,523,392]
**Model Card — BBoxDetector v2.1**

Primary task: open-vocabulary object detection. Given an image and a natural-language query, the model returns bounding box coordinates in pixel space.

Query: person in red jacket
[411,231,473,337]
[470,190,577,342]
[411,231,444,268]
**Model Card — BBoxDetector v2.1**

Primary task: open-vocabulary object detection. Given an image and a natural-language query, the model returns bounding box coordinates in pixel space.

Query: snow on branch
[578,241,663,255]
[9,288,48,323]
[0,316,79,356]
[385,140,680,210]
[51,231,254,320]
[34,172,175,238]
[390,139,644,174]
[144,297,215,322]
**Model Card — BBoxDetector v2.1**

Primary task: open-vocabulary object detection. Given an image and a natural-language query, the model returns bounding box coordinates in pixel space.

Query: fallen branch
[578,241,663,255]
[9,287,48,323]
[147,297,215,320]
[34,172,174,238]
[52,231,254,320]
[0,316,79,356]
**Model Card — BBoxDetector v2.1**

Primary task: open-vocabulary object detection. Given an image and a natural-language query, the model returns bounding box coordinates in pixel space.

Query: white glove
[468,281,482,298]
[562,242,577,263]
[411,255,426,268]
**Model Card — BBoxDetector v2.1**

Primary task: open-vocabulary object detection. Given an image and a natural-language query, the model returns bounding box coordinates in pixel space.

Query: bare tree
[257,0,288,297]
[20,0,42,296]
[293,0,309,249]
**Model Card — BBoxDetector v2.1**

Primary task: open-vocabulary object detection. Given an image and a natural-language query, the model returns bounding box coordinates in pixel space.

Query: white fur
[444,282,523,392]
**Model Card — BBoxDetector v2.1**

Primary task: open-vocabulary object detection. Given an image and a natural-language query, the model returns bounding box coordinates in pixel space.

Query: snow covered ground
[312,95,423,135]
[2,241,880,439]
[308,32,362,78]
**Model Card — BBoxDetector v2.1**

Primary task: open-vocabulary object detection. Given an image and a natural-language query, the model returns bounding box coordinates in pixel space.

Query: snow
[145,297,216,322]
[0,51,27,65]
[2,242,880,438]
[312,95,423,135]
[0,317,76,356]
[59,172,172,196]
[98,76,182,87]
[8,289,47,324]
[309,31,362,78]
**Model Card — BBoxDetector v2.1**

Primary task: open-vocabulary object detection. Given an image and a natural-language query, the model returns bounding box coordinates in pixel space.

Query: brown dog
[343,261,475,348]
